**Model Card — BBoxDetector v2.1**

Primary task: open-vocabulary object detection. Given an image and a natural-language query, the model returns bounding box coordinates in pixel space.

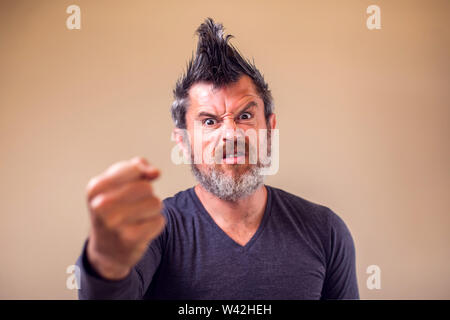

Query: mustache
[187,129,272,165]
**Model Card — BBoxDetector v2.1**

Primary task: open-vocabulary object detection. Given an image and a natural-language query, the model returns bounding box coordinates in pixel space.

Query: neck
[194,183,267,227]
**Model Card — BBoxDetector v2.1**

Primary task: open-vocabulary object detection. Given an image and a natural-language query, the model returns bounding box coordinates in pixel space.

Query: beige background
[0,0,449,299]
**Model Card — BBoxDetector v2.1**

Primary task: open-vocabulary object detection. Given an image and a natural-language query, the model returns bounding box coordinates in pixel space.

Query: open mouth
[223,151,245,158]
[222,150,246,164]
[217,140,249,164]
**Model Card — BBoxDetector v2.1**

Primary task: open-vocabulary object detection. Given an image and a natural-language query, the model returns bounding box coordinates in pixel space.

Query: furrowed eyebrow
[237,101,257,115]
[196,101,258,119]
[197,111,218,119]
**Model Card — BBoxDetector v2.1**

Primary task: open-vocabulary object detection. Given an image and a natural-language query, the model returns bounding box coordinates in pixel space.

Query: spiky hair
[170,17,273,129]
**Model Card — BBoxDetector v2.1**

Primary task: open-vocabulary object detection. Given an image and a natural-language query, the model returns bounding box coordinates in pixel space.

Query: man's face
[181,74,276,201]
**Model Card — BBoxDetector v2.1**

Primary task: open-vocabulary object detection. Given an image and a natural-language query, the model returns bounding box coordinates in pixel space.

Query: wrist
[86,240,131,280]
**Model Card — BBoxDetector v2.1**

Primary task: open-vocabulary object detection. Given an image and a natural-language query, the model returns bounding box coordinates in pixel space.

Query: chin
[219,163,253,174]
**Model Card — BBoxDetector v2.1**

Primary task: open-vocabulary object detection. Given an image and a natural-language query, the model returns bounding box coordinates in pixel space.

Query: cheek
[202,130,222,148]
[200,136,220,163]
[202,139,213,152]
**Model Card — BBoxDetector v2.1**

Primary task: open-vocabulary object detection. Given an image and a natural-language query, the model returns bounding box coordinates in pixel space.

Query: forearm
[76,240,144,300]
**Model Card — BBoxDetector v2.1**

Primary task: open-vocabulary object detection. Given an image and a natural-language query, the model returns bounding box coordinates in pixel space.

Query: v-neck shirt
[191,186,271,251]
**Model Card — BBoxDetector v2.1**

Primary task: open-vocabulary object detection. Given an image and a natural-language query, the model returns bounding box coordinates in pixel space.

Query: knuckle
[131,156,148,166]
[132,162,143,173]
[106,160,126,175]
[86,176,100,195]
[90,194,111,213]
[130,157,153,174]
[131,162,148,176]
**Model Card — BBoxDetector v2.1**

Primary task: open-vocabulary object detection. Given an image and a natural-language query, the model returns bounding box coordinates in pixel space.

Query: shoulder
[267,185,335,226]
[160,187,200,224]
[267,185,356,260]
[267,185,354,244]
[150,187,197,247]
[162,187,194,210]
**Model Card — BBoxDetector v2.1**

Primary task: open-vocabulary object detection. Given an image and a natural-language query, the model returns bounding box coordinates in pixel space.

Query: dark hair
[171,17,274,129]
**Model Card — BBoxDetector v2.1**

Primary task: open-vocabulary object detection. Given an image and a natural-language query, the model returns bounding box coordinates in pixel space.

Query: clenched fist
[85,157,166,280]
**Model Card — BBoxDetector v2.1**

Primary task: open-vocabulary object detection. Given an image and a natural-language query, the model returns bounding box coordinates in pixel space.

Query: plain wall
[0,0,449,299]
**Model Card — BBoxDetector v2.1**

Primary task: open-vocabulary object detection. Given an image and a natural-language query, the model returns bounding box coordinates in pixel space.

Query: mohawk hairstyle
[171,17,273,129]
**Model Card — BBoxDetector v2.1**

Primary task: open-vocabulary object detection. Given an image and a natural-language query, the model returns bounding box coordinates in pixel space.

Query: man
[76,18,359,299]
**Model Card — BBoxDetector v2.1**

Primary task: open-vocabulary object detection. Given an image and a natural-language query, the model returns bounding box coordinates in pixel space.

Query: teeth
[225,153,244,158]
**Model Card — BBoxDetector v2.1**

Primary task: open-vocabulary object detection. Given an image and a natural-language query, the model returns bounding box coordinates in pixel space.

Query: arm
[76,229,165,299]
[76,239,143,299]
[76,157,166,299]
[321,210,360,300]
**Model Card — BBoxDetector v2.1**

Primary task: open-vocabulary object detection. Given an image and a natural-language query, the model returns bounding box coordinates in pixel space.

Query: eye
[203,118,217,126]
[239,112,252,120]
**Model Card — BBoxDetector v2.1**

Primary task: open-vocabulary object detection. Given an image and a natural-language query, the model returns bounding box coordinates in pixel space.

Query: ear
[172,127,191,159]
[268,113,277,130]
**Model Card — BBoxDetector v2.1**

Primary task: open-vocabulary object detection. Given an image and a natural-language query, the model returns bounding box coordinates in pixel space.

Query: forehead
[187,75,261,113]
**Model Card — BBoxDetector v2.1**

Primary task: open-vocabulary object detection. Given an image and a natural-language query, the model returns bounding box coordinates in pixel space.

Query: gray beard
[188,127,271,202]
[191,163,265,202]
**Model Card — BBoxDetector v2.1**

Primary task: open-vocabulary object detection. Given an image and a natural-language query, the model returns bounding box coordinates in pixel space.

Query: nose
[222,116,237,141]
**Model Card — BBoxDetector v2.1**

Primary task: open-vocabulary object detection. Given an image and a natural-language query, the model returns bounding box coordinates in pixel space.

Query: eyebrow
[196,101,258,119]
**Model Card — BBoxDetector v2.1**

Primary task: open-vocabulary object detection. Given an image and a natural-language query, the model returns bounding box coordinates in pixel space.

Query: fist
[85,157,166,280]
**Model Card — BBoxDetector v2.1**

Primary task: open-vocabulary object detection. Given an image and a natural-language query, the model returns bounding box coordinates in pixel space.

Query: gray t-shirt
[76,185,359,299]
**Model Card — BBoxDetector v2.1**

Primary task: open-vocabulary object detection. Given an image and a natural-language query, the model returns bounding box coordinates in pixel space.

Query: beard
[191,162,265,202]
[189,128,272,202]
